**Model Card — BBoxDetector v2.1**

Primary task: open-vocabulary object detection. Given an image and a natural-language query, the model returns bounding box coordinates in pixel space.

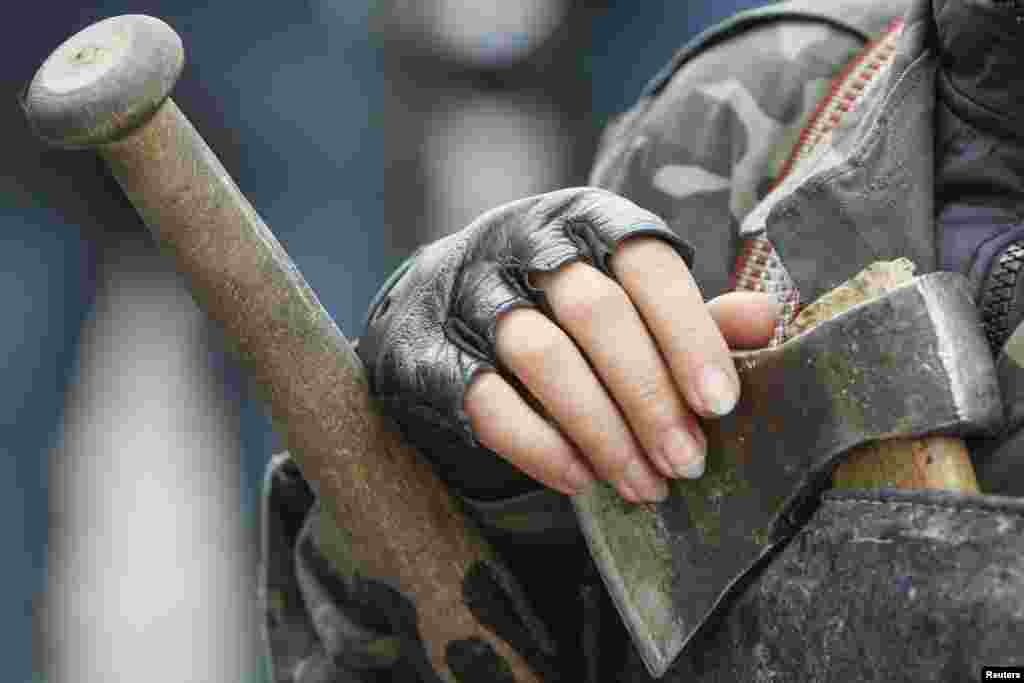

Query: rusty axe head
[573,271,1003,677]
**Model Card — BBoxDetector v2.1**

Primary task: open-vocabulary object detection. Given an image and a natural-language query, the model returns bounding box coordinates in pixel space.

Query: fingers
[463,232,782,504]
[464,371,596,497]
[706,291,782,349]
[492,307,670,503]
[610,236,742,419]
[531,261,706,482]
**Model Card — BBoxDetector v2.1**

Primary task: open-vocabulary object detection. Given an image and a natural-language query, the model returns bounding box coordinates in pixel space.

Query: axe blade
[573,271,1003,678]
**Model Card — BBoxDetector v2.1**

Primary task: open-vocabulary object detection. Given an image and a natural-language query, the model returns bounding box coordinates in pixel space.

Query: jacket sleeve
[587,6,875,301]
[261,453,431,683]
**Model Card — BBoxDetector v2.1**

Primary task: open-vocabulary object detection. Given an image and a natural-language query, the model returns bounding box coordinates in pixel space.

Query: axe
[23,15,553,683]
[572,263,1003,677]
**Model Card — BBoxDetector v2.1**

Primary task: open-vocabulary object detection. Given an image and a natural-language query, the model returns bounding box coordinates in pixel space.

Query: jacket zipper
[732,18,905,343]
[774,17,904,186]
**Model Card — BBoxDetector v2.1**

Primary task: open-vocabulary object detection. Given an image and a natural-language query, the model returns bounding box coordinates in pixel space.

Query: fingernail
[698,363,739,417]
[662,427,706,479]
[564,462,595,495]
[679,454,705,479]
[624,460,669,502]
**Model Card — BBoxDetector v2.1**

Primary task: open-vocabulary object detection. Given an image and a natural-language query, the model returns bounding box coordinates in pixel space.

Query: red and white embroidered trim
[775,17,905,185]
[731,17,905,344]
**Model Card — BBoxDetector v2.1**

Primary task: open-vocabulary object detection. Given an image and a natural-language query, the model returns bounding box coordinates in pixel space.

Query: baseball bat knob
[24,15,183,149]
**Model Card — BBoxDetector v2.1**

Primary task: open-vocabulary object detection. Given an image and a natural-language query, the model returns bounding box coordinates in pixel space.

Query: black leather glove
[356,187,693,501]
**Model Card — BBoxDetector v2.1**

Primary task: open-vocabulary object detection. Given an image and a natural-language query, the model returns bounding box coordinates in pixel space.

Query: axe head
[572,271,1003,678]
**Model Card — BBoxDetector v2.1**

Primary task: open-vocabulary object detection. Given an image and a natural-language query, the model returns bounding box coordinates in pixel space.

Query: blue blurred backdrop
[2,1,764,680]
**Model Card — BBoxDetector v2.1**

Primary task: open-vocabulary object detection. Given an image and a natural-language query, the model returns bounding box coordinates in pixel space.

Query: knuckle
[557,279,628,327]
[496,313,562,368]
[628,378,679,428]
[613,240,695,291]
[513,335,562,370]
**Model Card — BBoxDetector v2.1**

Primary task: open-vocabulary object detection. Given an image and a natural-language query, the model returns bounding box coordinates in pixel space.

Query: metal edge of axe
[571,261,1001,678]
[22,14,554,683]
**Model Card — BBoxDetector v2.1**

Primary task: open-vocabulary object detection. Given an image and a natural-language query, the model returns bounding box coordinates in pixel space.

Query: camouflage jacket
[261,0,1024,680]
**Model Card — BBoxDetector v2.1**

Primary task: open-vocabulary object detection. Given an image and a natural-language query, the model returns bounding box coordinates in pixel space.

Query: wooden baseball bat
[23,15,551,682]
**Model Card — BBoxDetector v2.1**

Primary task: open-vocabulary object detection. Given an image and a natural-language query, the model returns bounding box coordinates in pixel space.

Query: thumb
[706,291,782,350]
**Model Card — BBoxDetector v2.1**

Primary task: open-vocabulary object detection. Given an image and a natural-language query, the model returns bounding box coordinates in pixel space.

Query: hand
[358,187,780,504]
[464,236,779,503]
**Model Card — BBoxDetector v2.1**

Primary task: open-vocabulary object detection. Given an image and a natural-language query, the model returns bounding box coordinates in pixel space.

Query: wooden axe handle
[24,15,546,682]
[783,259,980,492]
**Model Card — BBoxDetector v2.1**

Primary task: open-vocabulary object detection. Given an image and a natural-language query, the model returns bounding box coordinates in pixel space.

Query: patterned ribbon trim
[730,18,905,344]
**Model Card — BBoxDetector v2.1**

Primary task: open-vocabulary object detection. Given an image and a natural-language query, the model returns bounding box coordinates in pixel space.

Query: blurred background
[2,1,763,680]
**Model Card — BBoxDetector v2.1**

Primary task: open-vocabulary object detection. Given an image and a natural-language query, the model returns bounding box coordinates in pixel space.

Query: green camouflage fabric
[590,2,901,303]
[261,1,911,681]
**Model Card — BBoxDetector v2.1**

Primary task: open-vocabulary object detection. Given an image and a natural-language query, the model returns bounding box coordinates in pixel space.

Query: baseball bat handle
[25,15,548,682]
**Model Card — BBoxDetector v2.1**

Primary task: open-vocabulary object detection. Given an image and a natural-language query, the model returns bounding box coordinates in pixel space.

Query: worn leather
[615,488,1024,681]
[356,188,693,501]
